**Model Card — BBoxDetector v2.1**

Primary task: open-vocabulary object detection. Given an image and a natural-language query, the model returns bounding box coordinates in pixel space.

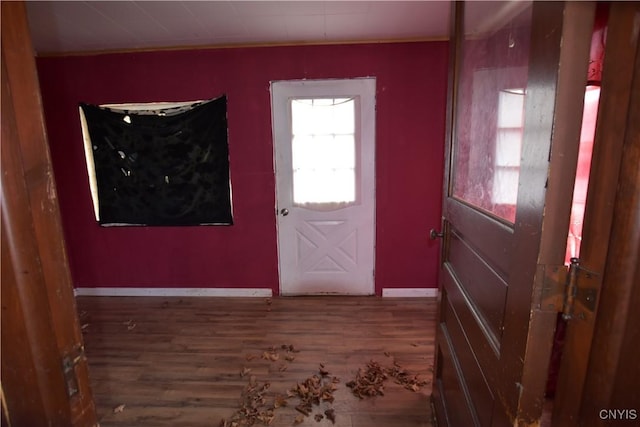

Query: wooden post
[1,2,98,425]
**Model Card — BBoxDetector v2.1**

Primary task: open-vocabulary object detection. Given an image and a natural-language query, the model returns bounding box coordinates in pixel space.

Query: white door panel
[271,78,376,295]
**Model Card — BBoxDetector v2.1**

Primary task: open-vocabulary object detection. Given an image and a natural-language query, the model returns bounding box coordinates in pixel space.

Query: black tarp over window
[80,96,232,226]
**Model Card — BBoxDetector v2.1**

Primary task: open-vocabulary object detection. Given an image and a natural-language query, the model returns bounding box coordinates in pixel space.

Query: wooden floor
[76,296,437,427]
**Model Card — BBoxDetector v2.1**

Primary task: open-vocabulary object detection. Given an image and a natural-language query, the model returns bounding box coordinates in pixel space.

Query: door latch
[62,345,85,398]
[429,229,444,240]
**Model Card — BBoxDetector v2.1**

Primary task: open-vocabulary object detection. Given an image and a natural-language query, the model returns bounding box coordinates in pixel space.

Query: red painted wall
[36,41,448,295]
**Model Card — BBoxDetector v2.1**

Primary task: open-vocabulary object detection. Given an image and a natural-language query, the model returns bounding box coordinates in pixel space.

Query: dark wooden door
[1,2,97,425]
[432,2,597,426]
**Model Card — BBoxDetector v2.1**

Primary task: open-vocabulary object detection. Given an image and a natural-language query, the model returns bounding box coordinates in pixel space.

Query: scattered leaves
[387,361,430,392]
[314,413,324,422]
[346,360,387,399]
[347,359,430,399]
[113,404,125,414]
[220,379,277,427]
[258,345,298,365]
[221,344,302,426]
[288,366,340,424]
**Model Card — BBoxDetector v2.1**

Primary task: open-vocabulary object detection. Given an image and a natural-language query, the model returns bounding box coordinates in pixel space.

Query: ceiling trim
[34,35,449,58]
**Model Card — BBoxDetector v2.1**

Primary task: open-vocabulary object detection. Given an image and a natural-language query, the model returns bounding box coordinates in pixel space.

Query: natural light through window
[492,88,525,206]
[291,97,356,205]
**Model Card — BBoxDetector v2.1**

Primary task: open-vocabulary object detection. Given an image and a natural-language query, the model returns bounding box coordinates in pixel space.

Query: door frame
[552,3,640,424]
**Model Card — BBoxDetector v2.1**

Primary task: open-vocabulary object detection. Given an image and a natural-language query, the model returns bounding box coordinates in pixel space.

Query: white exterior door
[271,78,376,295]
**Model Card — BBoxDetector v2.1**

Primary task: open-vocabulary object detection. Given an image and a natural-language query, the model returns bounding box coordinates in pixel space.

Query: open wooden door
[431,2,598,426]
[1,2,97,425]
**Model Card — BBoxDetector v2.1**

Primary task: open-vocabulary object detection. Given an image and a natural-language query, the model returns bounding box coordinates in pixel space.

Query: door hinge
[536,258,599,320]
[62,345,85,398]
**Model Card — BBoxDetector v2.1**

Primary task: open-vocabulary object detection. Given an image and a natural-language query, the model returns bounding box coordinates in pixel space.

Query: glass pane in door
[451,1,533,223]
[291,98,356,205]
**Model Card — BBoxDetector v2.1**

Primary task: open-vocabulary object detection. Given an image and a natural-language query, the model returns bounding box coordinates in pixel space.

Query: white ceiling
[25,1,452,56]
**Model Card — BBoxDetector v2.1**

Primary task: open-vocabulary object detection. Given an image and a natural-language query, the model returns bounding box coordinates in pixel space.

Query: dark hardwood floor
[76,296,437,427]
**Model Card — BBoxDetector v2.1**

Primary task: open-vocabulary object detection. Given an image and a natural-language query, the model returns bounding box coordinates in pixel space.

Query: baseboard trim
[73,287,273,297]
[382,288,438,298]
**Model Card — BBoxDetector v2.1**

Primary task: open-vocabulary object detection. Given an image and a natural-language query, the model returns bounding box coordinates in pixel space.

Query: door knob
[280,208,289,216]
[430,229,444,240]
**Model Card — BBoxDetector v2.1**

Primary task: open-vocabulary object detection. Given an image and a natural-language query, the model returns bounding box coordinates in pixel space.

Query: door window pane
[291,98,356,204]
[452,2,533,223]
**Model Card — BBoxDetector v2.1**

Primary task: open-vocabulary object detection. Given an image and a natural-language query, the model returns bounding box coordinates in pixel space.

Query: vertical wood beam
[2,54,71,427]
[1,2,97,425]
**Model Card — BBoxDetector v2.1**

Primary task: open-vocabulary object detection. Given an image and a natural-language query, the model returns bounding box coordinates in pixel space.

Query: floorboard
[76,296,437,427]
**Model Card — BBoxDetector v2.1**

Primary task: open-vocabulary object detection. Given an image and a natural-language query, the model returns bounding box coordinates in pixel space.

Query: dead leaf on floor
[384,351,391,357]
[123,320,136,330]
[411,342,419,347]
[113,404,125,414]
[274,395,288,408]
[324,408,336,424]
[246,353,258,361]
[240,367,252,378]
[314,413,324,422]
[293,415,305,425]
[262,348,280,362]
[81,323,89,330]
[279,364,288,372]
[319,365,329,377]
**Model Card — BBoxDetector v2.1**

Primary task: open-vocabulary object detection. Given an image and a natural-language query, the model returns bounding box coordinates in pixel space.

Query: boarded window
[79,96,232,226]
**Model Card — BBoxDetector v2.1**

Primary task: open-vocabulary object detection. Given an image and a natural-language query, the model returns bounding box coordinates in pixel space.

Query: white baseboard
[382,288,438,298]
[73,287,273,297]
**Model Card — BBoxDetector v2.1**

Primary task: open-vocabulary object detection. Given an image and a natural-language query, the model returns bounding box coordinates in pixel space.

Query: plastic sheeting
[80,96,232,226]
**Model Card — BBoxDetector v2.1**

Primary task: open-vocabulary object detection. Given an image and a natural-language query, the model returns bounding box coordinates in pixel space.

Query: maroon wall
[36,41,448,295]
